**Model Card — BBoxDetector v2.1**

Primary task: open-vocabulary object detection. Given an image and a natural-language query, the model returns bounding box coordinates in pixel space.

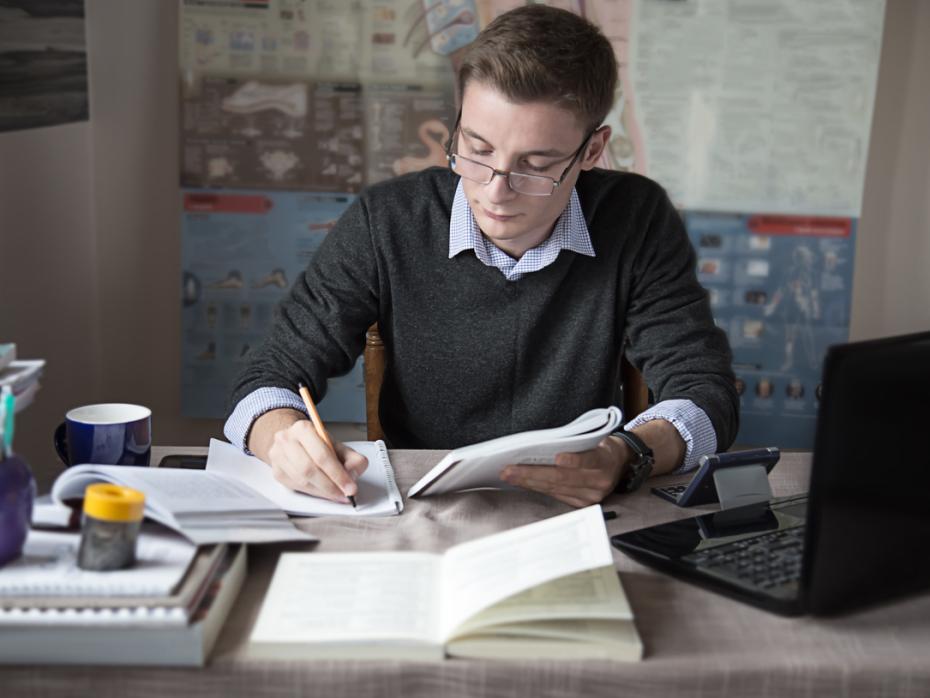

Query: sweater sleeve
[621,188,739,451]
[227,195,380,409]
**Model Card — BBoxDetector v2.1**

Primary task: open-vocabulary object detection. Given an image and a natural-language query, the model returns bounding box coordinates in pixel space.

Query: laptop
[611,331,930,616]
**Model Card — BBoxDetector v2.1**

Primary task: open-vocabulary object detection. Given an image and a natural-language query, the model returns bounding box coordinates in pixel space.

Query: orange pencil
[298,383,356,508]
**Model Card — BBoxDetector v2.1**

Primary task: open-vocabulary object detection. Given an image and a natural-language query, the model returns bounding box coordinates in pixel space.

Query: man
[225,5,738,507]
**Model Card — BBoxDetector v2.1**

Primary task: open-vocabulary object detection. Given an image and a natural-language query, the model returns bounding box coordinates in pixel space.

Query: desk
[4,449,930,697]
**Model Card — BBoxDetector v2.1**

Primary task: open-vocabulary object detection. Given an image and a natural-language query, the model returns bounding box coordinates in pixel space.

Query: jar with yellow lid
[77,483,145,571]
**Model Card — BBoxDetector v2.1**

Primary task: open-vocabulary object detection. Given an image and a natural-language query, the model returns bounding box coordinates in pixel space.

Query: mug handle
[53,422,70,466]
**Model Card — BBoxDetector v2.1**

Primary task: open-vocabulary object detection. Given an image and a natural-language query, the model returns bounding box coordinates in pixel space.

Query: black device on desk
[651,447,780,507]
[612,331,930,616]
[158,454,207,469]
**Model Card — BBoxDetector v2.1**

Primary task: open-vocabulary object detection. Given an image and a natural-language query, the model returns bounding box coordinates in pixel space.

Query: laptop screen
[804,331,930,614]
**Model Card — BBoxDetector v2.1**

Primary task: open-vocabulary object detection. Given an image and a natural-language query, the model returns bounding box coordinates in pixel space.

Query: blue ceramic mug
[54,404,152,467]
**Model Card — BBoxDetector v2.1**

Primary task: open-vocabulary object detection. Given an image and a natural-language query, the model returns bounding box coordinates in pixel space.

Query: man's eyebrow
[460,126,568,158]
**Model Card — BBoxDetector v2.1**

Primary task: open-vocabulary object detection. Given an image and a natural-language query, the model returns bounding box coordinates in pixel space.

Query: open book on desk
[50,465,315,545]
[207,438,403,517]
[408,406,623,497]
[249,505,641,661]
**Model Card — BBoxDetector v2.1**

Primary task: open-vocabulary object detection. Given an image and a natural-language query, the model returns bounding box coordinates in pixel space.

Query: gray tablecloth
[4,449,930,697]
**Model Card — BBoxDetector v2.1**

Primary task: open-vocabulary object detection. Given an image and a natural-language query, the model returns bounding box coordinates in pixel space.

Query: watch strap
[612,429,654,493]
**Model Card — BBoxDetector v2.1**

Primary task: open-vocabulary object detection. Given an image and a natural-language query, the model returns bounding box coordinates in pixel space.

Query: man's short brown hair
[457,5,618,131]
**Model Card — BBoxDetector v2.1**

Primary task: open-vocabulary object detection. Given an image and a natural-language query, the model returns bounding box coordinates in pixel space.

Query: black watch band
[612,429,655,493]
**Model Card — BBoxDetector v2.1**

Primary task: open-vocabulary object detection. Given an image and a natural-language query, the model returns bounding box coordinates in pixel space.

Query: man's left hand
[500,436,630,507]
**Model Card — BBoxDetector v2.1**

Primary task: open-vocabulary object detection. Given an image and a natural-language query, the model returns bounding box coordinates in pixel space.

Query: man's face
[456,82,606,258]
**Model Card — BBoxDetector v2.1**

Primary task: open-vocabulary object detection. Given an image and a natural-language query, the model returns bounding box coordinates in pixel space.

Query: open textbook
[50,465,315,545]
[408,406,623,497]
[250,505,642,661]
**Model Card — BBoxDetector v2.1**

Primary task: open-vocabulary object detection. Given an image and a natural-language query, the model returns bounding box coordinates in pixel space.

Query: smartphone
[157,454,208,470]
[651,446,780,507]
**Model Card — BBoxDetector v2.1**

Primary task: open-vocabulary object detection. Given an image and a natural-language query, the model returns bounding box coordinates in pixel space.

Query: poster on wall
[180,189,364,420]
[0,0,88,132]
[685,213,856,447]
[178,0,884,442]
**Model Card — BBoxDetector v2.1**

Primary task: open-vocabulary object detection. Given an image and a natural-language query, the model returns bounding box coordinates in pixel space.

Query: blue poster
[180,189,365,421]
[684,212,856,448]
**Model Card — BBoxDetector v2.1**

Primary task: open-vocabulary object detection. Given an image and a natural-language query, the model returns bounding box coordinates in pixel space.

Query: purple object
[0,453,36,567]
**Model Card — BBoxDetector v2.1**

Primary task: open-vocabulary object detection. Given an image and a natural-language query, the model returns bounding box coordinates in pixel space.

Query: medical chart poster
[180,189,365,420]
[684,212,856,448]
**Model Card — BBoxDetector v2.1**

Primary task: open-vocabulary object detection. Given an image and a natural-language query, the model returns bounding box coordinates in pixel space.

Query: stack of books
[0,343,45,414]
[0,526,246,666]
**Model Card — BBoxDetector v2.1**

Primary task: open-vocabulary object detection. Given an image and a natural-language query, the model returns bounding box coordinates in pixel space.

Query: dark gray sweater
[231,167,738,450]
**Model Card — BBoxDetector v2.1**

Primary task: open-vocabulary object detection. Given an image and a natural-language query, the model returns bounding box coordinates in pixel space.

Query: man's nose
[485,169,517,203]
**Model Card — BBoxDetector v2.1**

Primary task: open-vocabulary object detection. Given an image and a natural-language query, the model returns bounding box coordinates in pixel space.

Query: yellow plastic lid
[82,483,145,522]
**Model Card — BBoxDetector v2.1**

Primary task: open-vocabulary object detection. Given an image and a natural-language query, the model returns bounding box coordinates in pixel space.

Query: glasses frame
[445,112,598,197]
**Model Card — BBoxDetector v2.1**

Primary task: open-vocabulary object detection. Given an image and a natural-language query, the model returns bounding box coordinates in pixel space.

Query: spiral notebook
[206,438,404,517]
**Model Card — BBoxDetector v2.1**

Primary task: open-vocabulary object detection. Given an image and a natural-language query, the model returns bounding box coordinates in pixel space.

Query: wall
[852,0,930,339]
[0,123,99,489]
[1,0,928,491]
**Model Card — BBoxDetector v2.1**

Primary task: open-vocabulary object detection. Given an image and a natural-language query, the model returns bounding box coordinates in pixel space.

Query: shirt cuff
[623,399,717,473]
[224,387,308,455]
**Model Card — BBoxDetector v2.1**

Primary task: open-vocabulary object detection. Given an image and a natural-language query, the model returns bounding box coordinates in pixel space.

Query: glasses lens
[450,155,492,184]
[509,173,556,196]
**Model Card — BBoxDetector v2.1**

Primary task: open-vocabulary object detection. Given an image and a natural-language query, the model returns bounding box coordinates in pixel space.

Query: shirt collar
[449,180,594,280]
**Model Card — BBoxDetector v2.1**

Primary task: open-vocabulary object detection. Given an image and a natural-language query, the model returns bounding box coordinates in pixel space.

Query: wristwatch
[611,429,654,493]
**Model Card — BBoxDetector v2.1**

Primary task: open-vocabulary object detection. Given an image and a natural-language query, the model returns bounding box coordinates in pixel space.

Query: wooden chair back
[363,323,648,441]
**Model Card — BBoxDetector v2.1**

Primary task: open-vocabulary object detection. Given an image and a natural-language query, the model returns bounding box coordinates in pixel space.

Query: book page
[450,565,632,638]
[52,465,281,518]
[438,506,614,639]
[206,439,403,516]
[250,552,442,645]
[408,407,622,497]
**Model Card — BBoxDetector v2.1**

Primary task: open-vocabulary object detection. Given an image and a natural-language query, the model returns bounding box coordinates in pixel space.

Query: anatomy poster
[685,212,856,447]
[180,189,363,420]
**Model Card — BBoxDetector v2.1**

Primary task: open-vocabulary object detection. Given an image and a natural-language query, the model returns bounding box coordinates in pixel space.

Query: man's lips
[481,208,518,222]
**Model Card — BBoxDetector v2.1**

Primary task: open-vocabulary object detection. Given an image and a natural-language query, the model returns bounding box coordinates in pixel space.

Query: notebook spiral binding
[375,440,404,514]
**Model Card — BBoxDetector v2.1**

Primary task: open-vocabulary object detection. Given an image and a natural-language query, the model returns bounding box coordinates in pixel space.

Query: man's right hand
[248,408,368,502]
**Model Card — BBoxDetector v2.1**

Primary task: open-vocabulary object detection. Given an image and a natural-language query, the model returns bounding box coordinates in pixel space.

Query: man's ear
[581,125,612,170]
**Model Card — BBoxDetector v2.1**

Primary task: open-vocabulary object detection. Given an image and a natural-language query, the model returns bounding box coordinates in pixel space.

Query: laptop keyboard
[682,525,805,591]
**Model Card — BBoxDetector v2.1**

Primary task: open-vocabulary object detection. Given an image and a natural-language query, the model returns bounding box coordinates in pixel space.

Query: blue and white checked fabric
[224,182,717,472]
[224,386,307,455]
[448,180,594,281]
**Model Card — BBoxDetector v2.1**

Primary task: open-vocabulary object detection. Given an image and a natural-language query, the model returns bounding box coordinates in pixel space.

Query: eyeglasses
[445,116,597,197]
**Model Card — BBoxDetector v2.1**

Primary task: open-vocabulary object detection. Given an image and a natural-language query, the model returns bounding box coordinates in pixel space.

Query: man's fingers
[335,442,369,481]
[293,423,358,498]
[269,422,350,502]
[503,463,615,494]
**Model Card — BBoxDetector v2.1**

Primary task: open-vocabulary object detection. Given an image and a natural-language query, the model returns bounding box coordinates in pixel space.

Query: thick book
[0,527,199,606]
[249,505,642,661]
[408,407,623,497]
[0,533,225,616]
[49,464,316,545]
[0,544,246,667]
[206,438,403,516]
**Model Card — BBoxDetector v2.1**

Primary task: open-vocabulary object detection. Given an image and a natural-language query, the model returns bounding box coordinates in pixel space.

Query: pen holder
[0,452,37,567]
